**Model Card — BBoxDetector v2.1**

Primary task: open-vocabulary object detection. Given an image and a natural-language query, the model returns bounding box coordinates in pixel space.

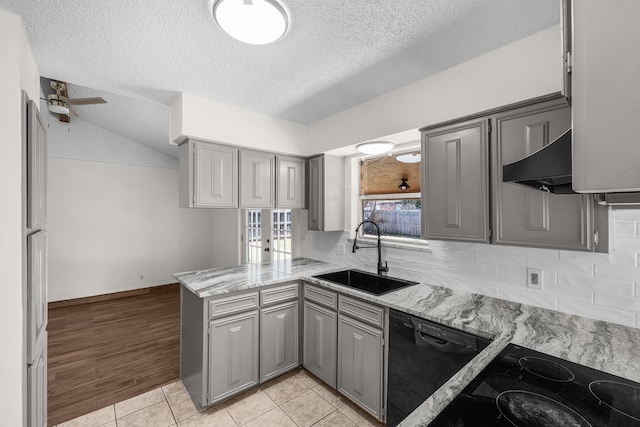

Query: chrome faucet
[352,219,389,275]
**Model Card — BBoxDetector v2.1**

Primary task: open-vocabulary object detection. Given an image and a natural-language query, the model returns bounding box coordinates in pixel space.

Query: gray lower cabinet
[260,300,299,382]
[27,333,47,427]
[491,99,596,251]
[303,301,337,387]
[208,310,259,403]
[421,118,490,243]
[337,314,384,419]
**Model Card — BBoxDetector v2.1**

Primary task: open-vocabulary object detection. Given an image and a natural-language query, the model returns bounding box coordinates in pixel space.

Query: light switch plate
[526,268,544,290]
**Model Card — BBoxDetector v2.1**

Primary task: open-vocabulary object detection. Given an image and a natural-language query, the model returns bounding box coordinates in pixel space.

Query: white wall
[46,110,178,169]
[300,209,640,329]
[47,157,211,301]
[306,25,561,153]
[0,10,39,426]
[170,93,308,155]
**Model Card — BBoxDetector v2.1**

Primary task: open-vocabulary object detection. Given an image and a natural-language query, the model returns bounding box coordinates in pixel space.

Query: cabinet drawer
[261,283,299,306]
[338,296,384,329]
[208,292,259,319]
[305,284,337,310]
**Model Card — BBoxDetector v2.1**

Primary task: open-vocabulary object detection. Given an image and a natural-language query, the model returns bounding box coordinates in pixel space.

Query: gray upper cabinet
[276,156,306,209]
[260,300,299,382]
[421,118,490,243]
[491,99,595,251]
[303,300,337,388]
[240,150,275,209]
[27,100,47,230]
[179,140,238,208]
[569,0,640,193]
[208,310,259,403]
[307,155,345,231]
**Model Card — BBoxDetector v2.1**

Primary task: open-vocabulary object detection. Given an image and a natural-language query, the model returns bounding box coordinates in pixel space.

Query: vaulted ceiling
[1,0,560,157]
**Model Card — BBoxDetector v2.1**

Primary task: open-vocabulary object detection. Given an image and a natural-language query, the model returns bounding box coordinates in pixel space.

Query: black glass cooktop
[429,343,640,427]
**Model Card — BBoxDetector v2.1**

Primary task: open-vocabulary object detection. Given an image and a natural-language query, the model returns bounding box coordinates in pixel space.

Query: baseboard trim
[48,283,178,309]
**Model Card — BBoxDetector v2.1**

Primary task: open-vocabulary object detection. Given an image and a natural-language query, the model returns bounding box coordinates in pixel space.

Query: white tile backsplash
[614,221,637,237]
[302,210,640,329]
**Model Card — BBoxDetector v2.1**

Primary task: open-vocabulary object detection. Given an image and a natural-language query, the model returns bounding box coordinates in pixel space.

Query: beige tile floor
[54,368,384,427]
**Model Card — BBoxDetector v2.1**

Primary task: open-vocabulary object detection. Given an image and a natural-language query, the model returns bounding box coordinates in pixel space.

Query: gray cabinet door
[307,156,323,230]
[260,301,299,382]
[209,310,259,403]
[421,118,490,243]
[27,333,47,427]
[337,315,383,419]
[491,100,594,251]
[27,100,47,229]
[303,301,337,388]
[27,230,47,365]
[276,156,306,209]
[240,150,275,209]
[195,141,238,208]
[571,0,640,193]
[307,155,345,231]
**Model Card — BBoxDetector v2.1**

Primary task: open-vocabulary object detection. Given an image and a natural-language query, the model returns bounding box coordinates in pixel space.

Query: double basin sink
[313,269,418,296]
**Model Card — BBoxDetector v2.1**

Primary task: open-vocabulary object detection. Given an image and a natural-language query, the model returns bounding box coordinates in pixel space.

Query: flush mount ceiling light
[395,153,421,163]
[212,0,289,45]
[356,140,396,155]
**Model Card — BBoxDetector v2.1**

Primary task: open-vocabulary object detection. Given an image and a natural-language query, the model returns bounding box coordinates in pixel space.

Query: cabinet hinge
[566,51,573,73]
[487,120,492,134]
[594,230,599,246]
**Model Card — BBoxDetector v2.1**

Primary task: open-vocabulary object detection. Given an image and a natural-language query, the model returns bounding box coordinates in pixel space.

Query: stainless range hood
[502,129,575,194]
[502,129,640,207]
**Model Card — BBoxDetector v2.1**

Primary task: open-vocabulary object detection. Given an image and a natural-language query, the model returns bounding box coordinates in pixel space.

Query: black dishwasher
[387,309,491,427]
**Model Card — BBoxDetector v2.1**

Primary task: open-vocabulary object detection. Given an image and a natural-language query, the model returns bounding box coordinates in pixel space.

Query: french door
[243,209,294,264]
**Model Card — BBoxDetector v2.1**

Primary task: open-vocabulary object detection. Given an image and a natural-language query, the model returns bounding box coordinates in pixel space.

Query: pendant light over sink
[212,0,289,45]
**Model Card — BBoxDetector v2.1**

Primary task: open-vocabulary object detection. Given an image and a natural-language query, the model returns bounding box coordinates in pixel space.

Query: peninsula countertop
[175,258,640,426]
[174,257,339,298]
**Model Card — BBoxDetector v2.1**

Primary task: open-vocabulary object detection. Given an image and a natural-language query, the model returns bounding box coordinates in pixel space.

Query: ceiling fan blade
[59,114,71,123]
[67,97,107,106]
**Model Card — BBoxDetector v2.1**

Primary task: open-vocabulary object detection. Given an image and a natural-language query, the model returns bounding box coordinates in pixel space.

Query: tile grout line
[161,386,180,426]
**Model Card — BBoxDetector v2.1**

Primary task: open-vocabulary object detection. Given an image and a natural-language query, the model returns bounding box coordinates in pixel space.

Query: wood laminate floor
[47,284,180,426]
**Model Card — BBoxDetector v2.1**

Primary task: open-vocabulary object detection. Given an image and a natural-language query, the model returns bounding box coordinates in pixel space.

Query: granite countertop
[175,258,640,426]
[174,257,339,298]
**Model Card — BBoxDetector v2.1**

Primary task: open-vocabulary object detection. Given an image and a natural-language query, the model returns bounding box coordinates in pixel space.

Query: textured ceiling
[2,0,560,158]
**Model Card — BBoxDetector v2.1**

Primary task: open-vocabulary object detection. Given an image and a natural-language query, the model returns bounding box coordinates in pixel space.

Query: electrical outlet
[300,235,311,245]
[526,268,544,290]
[140,274,144,280]
[336,244,346,256]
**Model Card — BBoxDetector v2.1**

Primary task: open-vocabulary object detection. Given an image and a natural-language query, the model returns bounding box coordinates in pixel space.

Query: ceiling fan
[47,80,107,123]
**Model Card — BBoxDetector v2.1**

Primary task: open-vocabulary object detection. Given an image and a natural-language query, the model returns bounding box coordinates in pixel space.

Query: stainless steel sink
[313,269,418,296]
